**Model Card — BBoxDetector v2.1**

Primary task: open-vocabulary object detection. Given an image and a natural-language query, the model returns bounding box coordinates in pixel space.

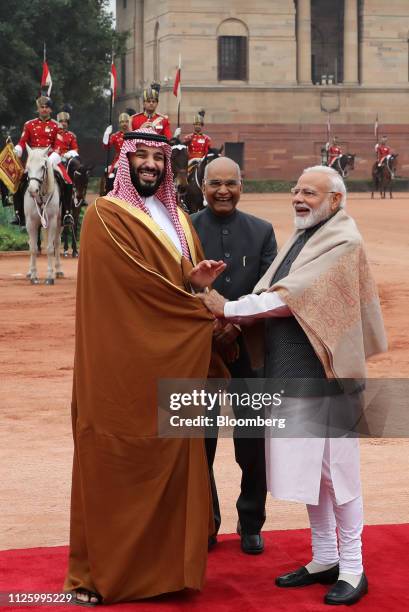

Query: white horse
[24,146,63,285]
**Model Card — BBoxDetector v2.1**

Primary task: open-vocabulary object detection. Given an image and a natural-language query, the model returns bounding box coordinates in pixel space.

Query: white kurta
[223,291,362,506]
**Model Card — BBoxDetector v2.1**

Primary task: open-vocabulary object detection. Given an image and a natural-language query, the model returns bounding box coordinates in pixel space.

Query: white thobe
[144,195,182,254]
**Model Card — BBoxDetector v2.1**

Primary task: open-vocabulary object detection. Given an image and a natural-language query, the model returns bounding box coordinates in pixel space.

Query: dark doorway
[224,142,245,170]
[311,0,344,84]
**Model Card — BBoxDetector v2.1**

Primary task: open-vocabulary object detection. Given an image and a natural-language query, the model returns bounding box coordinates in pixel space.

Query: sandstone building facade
[116,0,409,179]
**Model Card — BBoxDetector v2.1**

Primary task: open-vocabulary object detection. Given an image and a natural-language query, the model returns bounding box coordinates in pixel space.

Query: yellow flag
[0,143,24,194]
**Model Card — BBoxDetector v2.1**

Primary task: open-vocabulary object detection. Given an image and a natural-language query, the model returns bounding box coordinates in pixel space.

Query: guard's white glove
[65,150,79,160]
[49,151,62,167]
[14,145,23,158]
[173,127,181,138]
[103,125,113,145]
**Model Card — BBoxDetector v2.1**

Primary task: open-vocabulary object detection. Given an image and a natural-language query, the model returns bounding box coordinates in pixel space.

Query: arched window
[217,19,249,81]
[153,22,160,82]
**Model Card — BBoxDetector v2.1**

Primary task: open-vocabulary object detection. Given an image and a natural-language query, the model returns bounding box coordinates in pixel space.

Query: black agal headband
[124,132,168,144]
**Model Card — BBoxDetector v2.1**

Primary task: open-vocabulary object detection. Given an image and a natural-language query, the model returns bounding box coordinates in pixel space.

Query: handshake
[188,259,239,362]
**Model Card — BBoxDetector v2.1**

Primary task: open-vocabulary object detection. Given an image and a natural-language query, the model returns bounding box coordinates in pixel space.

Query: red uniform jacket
[131,112,172,140]
[18,118,61,154]
[327,144,342,166]
[17,118,72,183]
[375,143,391,163]
[56,130,79,155]
[103,130,124,174]
[184,132,212,160]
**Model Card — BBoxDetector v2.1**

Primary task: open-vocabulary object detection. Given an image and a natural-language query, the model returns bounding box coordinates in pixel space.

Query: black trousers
[205,339,267,535]
[0,180,10,206]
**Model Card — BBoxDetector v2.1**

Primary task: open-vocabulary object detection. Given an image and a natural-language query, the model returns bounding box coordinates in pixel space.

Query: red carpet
[1,524,407,611]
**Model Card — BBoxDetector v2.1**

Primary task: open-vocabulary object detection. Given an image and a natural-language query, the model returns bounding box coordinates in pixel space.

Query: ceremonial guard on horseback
[372,135,398,198]
[323,135,355,179]
[131,83,172,139]
[58,108,90,257]
[103,112,130,192]
[183,110,212,166]
[375,135,394,173]
[325,136,343,169]
[11,95,74,227]
[171,109,223,214]
[57,110,79,163]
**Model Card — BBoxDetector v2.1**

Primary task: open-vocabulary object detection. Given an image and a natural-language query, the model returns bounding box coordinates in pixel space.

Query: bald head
[202,156,242,216]
[204,156,241,181]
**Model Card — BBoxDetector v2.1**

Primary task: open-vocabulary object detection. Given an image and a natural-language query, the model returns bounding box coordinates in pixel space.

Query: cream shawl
[245,209,387,378]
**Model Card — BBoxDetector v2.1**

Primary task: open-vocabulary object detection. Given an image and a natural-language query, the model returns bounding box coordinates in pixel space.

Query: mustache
[138,164,160,175]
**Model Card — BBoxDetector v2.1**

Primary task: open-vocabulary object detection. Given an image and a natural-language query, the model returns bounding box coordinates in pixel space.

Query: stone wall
[115,0,409,179]
[172,121,409,180]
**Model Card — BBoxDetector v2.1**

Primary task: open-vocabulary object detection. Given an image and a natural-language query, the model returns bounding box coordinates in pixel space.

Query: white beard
[294,198,332,230]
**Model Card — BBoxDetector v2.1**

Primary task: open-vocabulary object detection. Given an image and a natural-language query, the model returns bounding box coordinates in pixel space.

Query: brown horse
[331,153,356,178]
[170,143,189,213]
[62,157,91,257]
[371,154,398,199]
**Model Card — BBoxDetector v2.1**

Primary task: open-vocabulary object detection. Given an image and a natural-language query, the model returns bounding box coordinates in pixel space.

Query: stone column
[297,0,312,84]
[343,0,359,84]
[133,0,144,95]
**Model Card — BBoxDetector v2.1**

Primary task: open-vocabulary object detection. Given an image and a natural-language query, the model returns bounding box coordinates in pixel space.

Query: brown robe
[64,196,226,603]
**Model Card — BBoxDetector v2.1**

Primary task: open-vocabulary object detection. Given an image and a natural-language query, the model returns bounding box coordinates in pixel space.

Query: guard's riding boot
[10,213,21,226]
[0,180,11,207]
[62,184,74,227]
[10,183,26,225]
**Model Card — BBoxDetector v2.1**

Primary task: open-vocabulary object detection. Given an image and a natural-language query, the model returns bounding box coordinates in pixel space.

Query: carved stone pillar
[343,0,359,84]
[297,0,312,84]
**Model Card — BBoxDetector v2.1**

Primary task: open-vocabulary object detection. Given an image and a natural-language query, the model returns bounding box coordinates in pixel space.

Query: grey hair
[203,157,241,181]
[302,165,346,208]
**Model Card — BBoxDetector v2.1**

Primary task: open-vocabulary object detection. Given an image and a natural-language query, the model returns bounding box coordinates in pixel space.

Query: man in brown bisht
[64,127,228,605]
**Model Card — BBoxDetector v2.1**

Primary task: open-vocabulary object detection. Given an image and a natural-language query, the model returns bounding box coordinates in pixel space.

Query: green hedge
[87,176,101,193]
[0,225,28,251]
[0,206,27,251]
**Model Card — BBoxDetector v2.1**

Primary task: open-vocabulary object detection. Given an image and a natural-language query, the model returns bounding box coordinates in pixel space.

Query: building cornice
[156,84,409,94]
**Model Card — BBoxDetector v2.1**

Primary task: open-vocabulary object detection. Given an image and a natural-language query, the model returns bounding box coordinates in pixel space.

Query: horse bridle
[27,161,53,228]
[334,155,349,178]
[28,162,48,197]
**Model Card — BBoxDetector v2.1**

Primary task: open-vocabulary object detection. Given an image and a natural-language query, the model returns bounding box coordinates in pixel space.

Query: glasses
[204,179,242,188]
[290,188,336,198]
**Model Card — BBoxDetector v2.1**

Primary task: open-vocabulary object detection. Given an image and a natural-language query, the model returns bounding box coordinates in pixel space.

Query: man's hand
[213,322,240,345]
[188,260,226,291]
[198,289,228,318]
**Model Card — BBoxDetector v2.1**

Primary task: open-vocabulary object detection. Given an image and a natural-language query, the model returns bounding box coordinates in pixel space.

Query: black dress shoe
[275,564,339,588]
[236,522,264,555]
[324,573,368,605]
[240,533,264,554]
[208,535,217,550]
